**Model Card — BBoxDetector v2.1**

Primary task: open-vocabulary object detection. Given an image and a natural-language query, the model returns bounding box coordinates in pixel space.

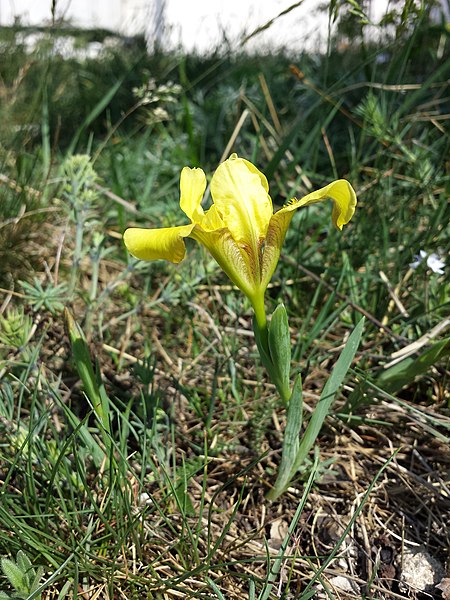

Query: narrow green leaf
[56,580,73,599]
[266,102,340,179]
[396,55,450,117]
[266,375,303,500]
[253,316,278,385]
[57,401,105,468]
[290,317,365,479]
[41,86,51,178]
[67,78,123,154]
[64,308,111,437]
[206,577,226,600]
[29,566,44,594]
[377,337,449,393]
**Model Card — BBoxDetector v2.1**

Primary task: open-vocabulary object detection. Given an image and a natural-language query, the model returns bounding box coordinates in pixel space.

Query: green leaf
[268,318,365,500]
[1,559,24,593]
[377,337,449,393]
[56,580,73,599]
[67,78,124,155]
[268,304,291,400]
[292,317,365,477]
[206,577,226,600]
[267,375,303,500]
[29,566,44,595]
[14,553,31,581]
[56,401,105,469]
[253,316,279,391]
[64,308,111,438]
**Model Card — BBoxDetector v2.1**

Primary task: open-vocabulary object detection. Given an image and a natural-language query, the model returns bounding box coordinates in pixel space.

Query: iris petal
[123,224,195,263]
[210,154,273,247]
[180,167,207,223]
[260,211,294,290]
[279,179,357,230]
[190,227,256,298]
[260,179,357,289]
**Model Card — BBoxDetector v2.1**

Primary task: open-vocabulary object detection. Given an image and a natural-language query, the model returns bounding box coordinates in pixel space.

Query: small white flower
[410,250,445,274]
[426,253,445,274]
[410,250,428,270]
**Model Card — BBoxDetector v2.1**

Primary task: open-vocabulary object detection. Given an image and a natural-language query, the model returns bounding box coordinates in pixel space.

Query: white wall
[0,0,399,53]
[0,0,143,34]
[158,0,333,53]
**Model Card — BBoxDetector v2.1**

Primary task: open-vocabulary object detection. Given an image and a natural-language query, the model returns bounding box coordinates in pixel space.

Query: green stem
[276,376,292,405]
[251,294,292,404]
[251,292,268,350]
[70,212,84,296]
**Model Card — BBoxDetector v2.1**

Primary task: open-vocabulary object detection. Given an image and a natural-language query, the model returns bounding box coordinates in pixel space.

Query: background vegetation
[0,1,449,598]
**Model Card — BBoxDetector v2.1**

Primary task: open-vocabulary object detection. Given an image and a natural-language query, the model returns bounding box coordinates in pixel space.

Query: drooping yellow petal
[179,167,207,223]
[123,224,195,263]
[260,211,294,291]
[260,179,357,289]
[210,154,273,246]
[279,179,357,230]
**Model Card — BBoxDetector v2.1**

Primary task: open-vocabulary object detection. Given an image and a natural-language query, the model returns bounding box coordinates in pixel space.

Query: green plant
[20,278,67,315]
[123,154,361,499]
[60,154,100,295]
[0,550,43,600]
[0,308,32,350]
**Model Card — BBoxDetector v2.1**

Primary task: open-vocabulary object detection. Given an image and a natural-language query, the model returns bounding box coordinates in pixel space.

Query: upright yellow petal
[280,179,357,230]
[123,224,195,263]
[179,167,207,224]
[210,154,273,246]
[200,204,224,232]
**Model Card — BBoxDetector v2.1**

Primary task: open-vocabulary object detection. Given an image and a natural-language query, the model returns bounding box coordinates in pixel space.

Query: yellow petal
[210,154,273,247]
[200,204,224,231]
[279,179,357,230]
[123,224,194,263]
[260,179,357,289]
[179,167,207,223]
[260,211,294,291]
[190,227,257,299]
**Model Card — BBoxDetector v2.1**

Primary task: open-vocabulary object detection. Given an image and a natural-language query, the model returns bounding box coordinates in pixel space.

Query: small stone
[399,546,445,593]
[437,578,450,600]
[329,575,360,594]
[268,517,289,550]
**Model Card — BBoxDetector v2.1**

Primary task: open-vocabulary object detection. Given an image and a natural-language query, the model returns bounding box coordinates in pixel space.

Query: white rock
[329,575,360,594]
[400,547,445,593]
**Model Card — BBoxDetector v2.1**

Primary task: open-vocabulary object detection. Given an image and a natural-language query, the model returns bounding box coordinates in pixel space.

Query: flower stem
[251,292,268,349]
[251,293,292,404]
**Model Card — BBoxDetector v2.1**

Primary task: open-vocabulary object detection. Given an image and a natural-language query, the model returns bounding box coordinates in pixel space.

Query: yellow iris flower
[123,154,356,326]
